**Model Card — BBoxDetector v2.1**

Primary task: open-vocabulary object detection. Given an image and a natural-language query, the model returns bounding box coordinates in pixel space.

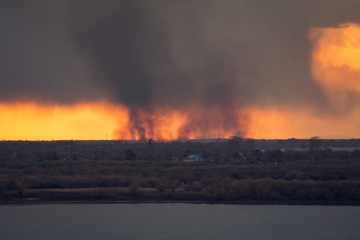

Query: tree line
[1,138,360,203]
[1,137,360,163]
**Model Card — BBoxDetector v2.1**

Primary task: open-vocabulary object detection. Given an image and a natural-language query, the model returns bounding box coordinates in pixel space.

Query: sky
[1,0,360,140]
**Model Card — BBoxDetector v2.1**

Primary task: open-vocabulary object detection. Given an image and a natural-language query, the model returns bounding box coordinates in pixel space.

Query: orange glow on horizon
[0,102,247,141]
[0,102,129,141]
[246,106,360,139]
[1,101,360,140]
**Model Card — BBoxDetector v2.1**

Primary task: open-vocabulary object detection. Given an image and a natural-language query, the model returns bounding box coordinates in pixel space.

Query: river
[0,204,359,240]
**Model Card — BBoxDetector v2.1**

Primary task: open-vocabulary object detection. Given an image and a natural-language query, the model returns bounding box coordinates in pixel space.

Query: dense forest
[1,138,360,204]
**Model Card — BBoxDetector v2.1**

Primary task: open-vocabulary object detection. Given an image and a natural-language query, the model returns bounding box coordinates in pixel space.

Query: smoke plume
[1,0,360,139]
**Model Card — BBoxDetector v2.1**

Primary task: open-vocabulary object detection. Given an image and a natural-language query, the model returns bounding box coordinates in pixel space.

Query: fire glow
[117,106,247,140]
[0,102,247,141]
[1,101,360,140]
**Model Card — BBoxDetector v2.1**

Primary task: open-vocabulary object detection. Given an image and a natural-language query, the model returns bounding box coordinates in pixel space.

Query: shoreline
[1,199,360,206]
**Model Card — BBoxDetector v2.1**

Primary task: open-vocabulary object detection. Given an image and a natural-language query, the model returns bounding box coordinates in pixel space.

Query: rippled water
[0,203,359,240]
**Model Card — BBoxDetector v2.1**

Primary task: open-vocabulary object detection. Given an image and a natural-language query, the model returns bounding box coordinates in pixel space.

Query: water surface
[0,204,359,240]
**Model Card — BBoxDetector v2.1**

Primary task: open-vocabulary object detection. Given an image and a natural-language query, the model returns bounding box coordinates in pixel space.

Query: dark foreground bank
[1,144,360,204]
[1,161,360,205]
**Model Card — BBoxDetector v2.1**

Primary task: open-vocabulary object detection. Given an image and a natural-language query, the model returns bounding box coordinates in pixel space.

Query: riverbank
[2,199,360,206]
[1,186,360,206]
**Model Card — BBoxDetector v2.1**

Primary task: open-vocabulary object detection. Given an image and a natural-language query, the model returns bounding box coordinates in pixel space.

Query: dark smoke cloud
[1,0,360,109]
[0,0,103,103]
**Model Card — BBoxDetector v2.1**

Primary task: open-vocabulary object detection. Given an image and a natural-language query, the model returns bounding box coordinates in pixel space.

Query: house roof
[184,154,203,161]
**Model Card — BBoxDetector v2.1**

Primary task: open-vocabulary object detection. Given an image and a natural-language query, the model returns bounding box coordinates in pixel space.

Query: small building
[170,156,179,162]
[183,154,203,162]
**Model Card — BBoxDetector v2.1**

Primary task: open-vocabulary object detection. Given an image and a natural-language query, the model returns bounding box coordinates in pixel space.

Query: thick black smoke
[1,0,360,137]
[68,0,360,110]
[2,0,359,107]
[68,1,249,109]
